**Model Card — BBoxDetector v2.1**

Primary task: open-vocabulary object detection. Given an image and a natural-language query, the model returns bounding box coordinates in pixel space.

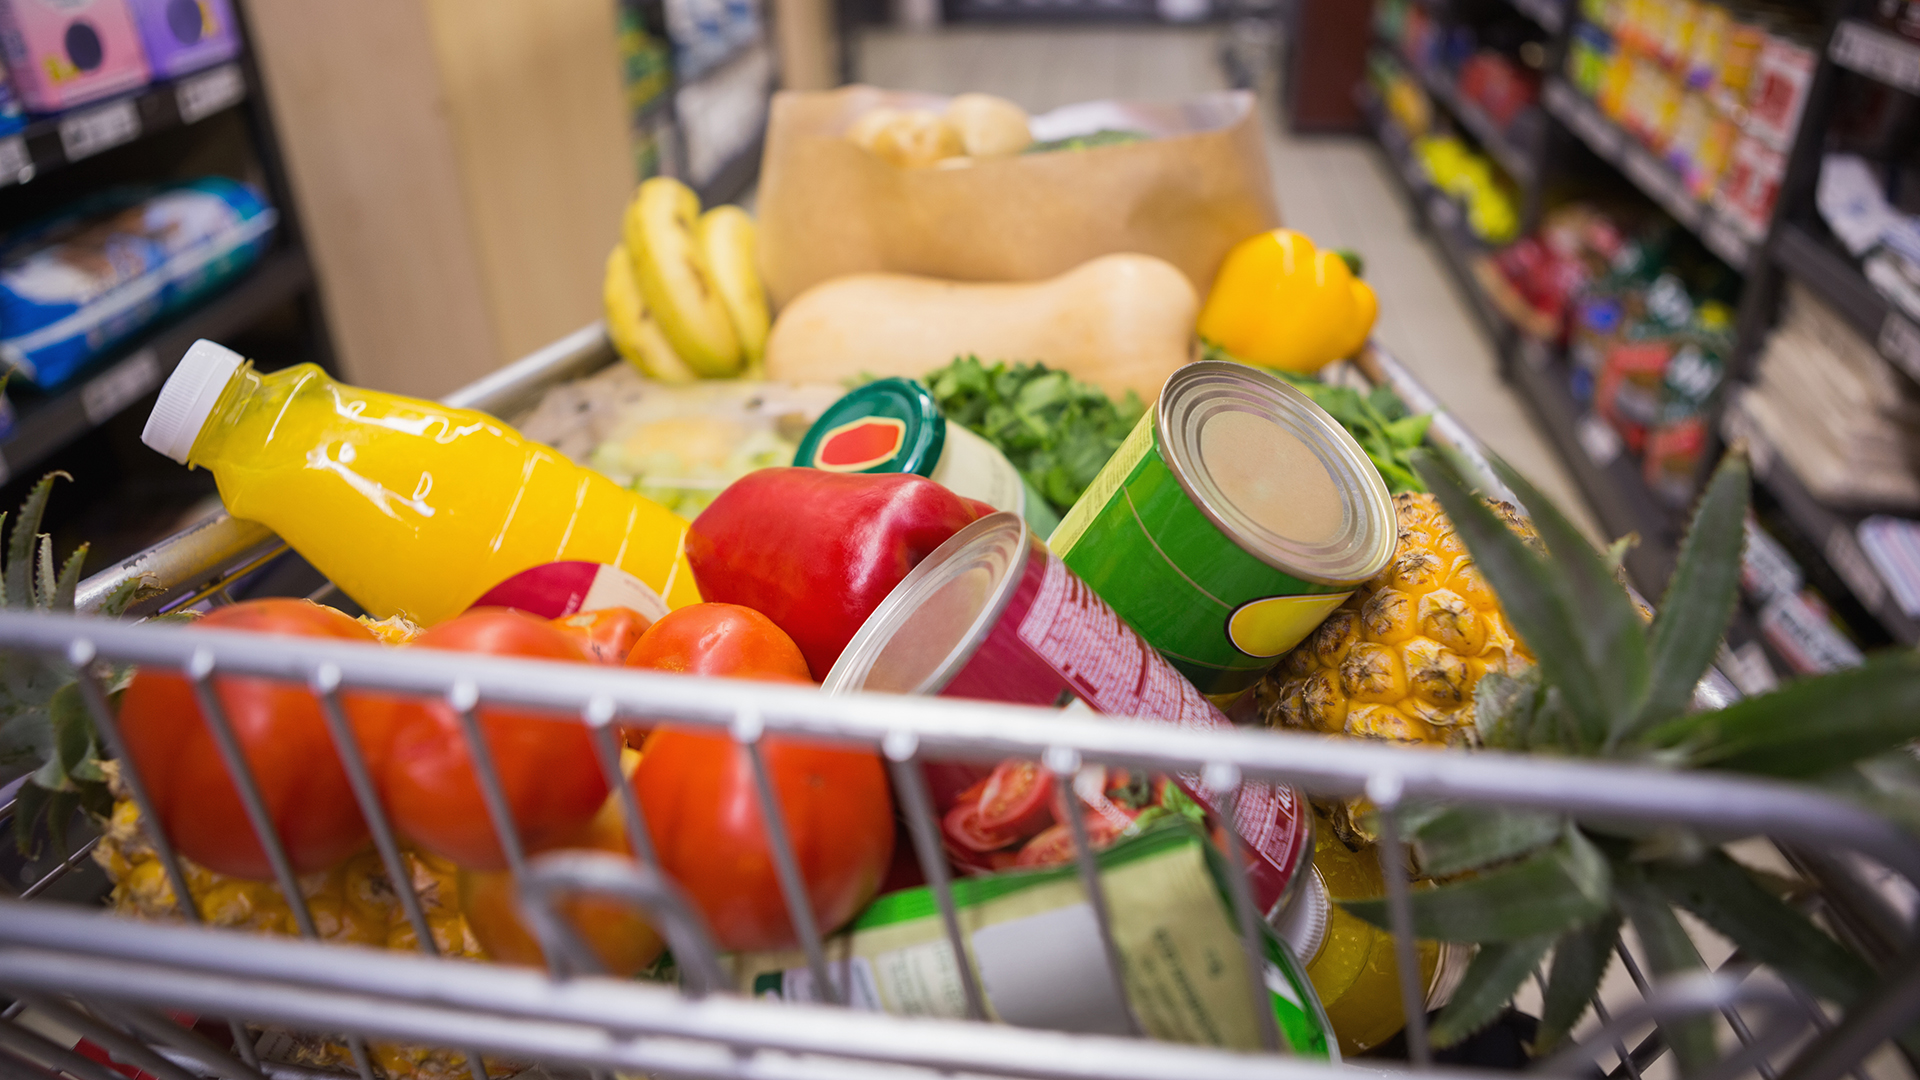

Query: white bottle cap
[142,340,245,463]
[1271,865,1330,967]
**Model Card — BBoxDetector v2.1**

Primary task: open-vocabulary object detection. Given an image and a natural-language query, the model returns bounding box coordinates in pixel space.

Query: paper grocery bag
[755,86,1281,308]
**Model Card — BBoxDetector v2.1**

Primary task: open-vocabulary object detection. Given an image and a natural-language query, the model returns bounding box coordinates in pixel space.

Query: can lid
[823,511,1030,696]
[1157,361,1396,587]
[142,339,245,464]
[793,377,946,476]
[1272,864,1331,968]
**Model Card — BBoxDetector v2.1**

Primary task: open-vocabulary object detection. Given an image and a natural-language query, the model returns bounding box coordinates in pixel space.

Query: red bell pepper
[686,468,982,677]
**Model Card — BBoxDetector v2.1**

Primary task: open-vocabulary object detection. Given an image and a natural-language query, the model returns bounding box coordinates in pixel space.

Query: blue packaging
[0,177,275,389]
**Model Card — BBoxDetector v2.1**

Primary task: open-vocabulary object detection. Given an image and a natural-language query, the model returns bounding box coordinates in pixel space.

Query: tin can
[824,511,1312,921]
[1049,361,1396,701]
[793,377,1060,533]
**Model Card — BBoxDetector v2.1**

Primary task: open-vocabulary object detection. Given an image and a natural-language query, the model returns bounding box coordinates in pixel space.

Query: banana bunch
[605,176,769,382]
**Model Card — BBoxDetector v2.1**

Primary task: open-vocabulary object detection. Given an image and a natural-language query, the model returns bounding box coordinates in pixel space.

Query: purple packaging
[123,0,236,79]
[0,0,151,113]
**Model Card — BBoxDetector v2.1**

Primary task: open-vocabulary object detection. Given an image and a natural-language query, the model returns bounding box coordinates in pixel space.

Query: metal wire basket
[2,327,1916,1080]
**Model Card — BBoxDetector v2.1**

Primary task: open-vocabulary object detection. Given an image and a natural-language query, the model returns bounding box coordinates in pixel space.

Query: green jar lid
[793,377,946,476]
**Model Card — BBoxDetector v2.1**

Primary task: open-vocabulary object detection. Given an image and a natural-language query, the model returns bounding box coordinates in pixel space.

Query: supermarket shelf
[1412,60,1537,187]
[1363,94,1513,348]
[1542,79,1757,272]
[676,30,765,88]
[1509,341,1681,592]
[1829,18,1920,97]
[694,119,767,207]
[1771,221,1920,390]
[1721,398,1920,646]
[0,245,312,486]
[3,62,247,190]
[1507,0,1566,34]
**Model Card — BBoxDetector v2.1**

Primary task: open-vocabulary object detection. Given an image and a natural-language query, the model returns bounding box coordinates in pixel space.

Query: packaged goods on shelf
[1412,134,1520,242]
[123,0,239,79]
[1737,284,1920,510]
[1859,515,1920,619]
[0,178,275,390]
[1819,154,1920,327]
[1757,587,1865,674]
[1741,512,1805,603]
[0,0,151,112]
[1458,50,1540,130]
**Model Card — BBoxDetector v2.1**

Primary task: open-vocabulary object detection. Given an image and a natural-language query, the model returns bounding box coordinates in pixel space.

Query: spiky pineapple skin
[1255,493,1535,843]
[94,795,509,1078]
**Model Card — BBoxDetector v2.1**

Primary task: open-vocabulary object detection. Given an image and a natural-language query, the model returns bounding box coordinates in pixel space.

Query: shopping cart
[2,326,1917,1080]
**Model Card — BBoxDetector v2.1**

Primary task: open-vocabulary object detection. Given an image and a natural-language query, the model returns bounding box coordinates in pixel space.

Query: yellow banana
[605,245,698,383]
[696,205,769,378]
[624,177,742,377]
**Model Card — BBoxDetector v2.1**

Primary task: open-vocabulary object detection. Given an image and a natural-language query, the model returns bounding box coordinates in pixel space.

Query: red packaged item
[1743,36,1815,151]
[1596,340,1674,453]
[1714,132,1786,236]
[686,468,982,677]
[825,512,1314,921]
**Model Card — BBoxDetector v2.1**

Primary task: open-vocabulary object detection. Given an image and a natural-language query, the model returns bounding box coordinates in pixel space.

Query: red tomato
[119,599,381,879]
[1012,810,1138,869]
[622,603,812,747]
[974,760,1054,837]
[624,603,812,679]
[372,609,608,870]
[551,607,652,664]
[636,679,894,952]
[461,778,665,976]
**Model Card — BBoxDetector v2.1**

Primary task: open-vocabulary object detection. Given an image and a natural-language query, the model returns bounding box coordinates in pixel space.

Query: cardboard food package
[755,85,1280,308]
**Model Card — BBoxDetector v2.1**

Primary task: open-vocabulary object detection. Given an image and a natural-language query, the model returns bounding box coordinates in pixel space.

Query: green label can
[1050,361,1396,700]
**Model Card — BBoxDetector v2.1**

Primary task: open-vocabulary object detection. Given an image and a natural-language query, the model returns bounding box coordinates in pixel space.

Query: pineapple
[1256,492,1535,844]
[1334,449,1920,1068]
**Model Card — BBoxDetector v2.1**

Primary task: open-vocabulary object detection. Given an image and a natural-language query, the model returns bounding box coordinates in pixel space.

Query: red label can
[825,512,1311,919]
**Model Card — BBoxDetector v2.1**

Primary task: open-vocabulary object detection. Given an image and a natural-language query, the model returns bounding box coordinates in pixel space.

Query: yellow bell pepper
[1197,229,1379,374]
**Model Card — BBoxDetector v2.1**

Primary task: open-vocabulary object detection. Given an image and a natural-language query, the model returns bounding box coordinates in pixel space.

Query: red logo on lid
[814,417,908,472]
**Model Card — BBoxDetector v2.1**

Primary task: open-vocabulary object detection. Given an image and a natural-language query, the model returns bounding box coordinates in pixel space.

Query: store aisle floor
[856,25,1600,538]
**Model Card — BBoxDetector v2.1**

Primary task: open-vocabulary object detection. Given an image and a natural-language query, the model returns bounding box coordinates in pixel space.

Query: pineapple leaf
[6,473,66,610]
[1344,825,1612,942]
[1536,911,1622,1054]
[96,574,145,619]
[1631,453,1749,740]
[1822,751,1920,836]
[1615,865,1717,1077]
[1646,851,1873,1006]
[10,778,47,858]
[34,535,53,612]
[1490,456,1652,748]
[1414,452,1626,752]
[1475,668,1541,750]
[1410,804,1565,878]
[1431,935,1555,1048]
[1603,533,1639,574]
[52,543,86,612]
[40,786,78,856]
[1651,651,1920,778]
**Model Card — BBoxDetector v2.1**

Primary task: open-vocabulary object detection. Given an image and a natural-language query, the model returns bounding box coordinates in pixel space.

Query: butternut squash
[763,254,1200,402]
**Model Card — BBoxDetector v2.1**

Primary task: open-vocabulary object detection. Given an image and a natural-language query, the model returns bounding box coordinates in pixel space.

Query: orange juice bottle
[142,340,701,624]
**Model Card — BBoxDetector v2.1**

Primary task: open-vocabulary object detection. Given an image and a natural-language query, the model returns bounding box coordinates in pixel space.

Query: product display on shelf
[1364,0,1920,662]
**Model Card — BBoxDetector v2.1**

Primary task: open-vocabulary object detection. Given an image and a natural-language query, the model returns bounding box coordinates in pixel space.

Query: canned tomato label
[826,512,1311,920]
[794,377,1044,529]
[1049,362,1396,700]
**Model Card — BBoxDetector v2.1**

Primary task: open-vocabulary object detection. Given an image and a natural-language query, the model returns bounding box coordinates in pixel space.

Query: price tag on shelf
[0,136,29,187]
[59,99,139,162]
[1515,0,1564,32]
[1576,412,1623,466]
[1878,311,1920,384]
[81,348,160,426]
[1826,524,1891,613]
[1831,19,1920,96]
[175,63,245,125]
